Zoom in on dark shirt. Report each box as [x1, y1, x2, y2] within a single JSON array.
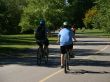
[[35, 26, 47, 40]]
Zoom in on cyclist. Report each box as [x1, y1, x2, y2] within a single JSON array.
[[58, 21, 74, 68], [35, 20, 49, 51], [71, 24, 77, 42]]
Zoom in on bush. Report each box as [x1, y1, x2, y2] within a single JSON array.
[[21, 28, 34, 34]]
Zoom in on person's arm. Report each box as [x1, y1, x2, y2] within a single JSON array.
[[46, 28, 51, 37], [57, 32, 60, 43], [71, 29, 75, 39]]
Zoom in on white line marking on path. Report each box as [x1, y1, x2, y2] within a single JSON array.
[[39, 69, 63, 82], [82, 45, 109, 59], [96, 45, 109, 54]]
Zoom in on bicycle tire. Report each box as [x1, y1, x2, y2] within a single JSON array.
[[44, 47, 49, 64], [36, 48, 42, 65]]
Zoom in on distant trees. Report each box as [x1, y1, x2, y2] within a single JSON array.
[[19, 0, 65, 32], [83, 0, 110, 33], [0, 0, 94, 34], [83, 6, 97, 29], [92, 0, 110, 33], [1, 0, 110, 34], [0, 0, 26, 34], [20, 0, 94, 32]]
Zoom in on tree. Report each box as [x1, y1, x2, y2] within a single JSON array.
[[20, 0, 95, 32], [92, 0, 110, 33], [19, 0, 65, 32], [0, 0, 27, 34], [68, 0, 94, 29], [83, 6, 97, 29]]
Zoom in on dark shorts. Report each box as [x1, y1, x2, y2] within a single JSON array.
[[60, 43, 73, 54], [36, 38, 49, 47]]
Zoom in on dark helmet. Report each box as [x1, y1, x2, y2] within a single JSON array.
[[40, 20, 45, 26]]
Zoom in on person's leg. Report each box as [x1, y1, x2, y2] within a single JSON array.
[[37, 41, 43, 51], [44, 39, 49, 52], [37, 40, 42, 48], [61, 53, 64, 67], [60, 46, 66, 68]]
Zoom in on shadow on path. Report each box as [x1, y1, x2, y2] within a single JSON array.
[[0, 46, 110, 68], [69, 59, 110, 67], [67, 69, 110, 74]]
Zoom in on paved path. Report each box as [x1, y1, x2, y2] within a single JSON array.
[[0, 37, 110, 82]]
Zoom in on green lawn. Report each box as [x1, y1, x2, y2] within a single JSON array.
[[0, 34, 58, 58], [0, 34, 35, 48], [0, 34, 36, 58], [76, 29, 110, 37]]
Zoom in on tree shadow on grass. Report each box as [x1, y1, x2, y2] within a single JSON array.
[[0, 35, 35, 45]]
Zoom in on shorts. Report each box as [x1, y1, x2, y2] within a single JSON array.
[[36, 38, 49, 47], [60, 43, 73, 54]]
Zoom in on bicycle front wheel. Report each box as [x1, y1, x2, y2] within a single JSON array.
[[44, 47, 49, 64], [36, 48, 42, 65]]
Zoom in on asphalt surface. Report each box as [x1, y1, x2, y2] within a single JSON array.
[[0, 37, 110, 82]]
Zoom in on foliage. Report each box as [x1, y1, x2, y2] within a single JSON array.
[[19, 0, 65, 32], [19, 0, 94, 32], [91, 0, 110, 33], [69, 0, 94, 29], [0, 0, 27, 34], [0, 0, 95, 34], [83, 7, 97, 29]]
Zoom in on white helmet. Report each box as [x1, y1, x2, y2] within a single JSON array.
[[63, 21, 68, 26]]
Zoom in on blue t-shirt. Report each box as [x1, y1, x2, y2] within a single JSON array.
[[58, 28, 74, 46]]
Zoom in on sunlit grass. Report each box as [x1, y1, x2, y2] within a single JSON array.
[[0, 34, 58, 58], [76, 29, 110, 37], [0, 45, 35, 48]]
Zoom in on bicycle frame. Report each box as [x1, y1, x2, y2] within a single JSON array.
[[36, 46, 49, 65]]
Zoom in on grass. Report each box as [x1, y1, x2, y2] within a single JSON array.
[[0, 34, 35, 48], [76, 29, 110, 37], [0, 34, 58, 58], [0, 34, 36, 58]]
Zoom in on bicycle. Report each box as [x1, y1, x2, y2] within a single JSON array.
[[64, 49, 72, 73], [36, 46, 49, 65]]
